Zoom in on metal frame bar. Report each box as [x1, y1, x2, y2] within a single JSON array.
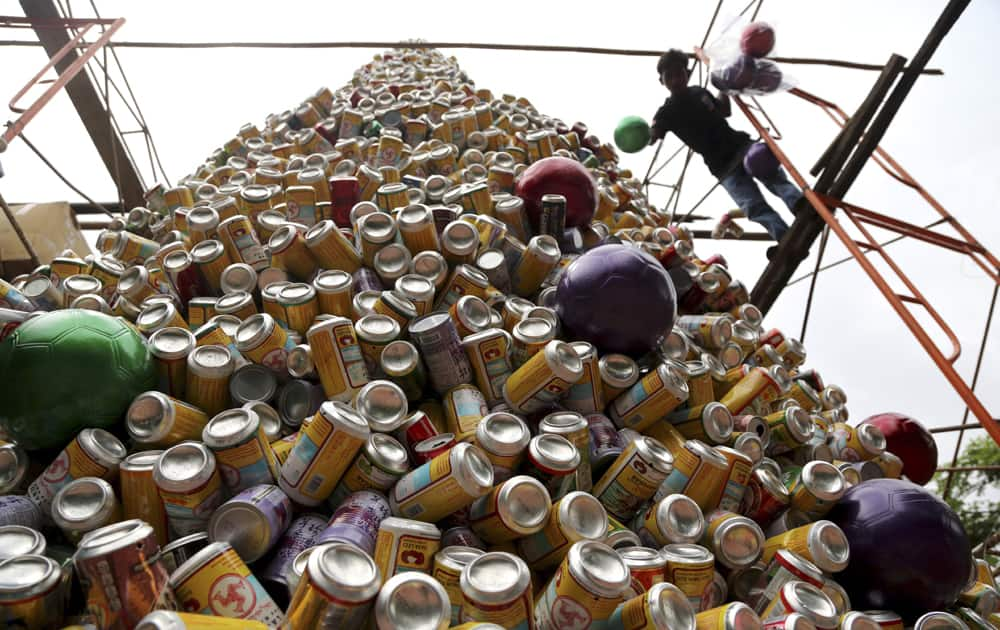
[[0, 14, 123, 150], [732, 93, 1000, 446]]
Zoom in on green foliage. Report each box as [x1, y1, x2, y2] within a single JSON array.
[[934, 435, 1000, 548]]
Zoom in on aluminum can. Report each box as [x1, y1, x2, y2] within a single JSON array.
[[27, 428, 126, 517], [268, 224, 317, 281], [374, 572, 451, 630], [761, 521, 850, 574], [215, 290, 257, 320], [381, 340, 427, 401], [229, 364, 278, 406], [764, 407, 814, 455], [317, 490, 391, 556], [634, 494, 705, 547], [539, 410, 592, 492], [523, 434, 580, 501], [720, 366, 789, 416], [409, 312, 475, 394], [395, 274, 437, 317], [468, 475, 552, 544], [0, 524, 46, 561], [306, 317, 369, 402], [760, 581, 838, 629], [235, 313, 296, 375], [440, 384, 486, 442], [120, 450, 169, 546], [511, 317, 556, 368], [619, 546, 666, 599], [276, 283, 320, 337], [587, 413, 625, 477], [440, 222, 480, 268], [207, 484, 293, 563], [661, 543, 716, 612], [474, 412, 530, 482], [313, 269, 355, 317], [394, 410, 441, 458], [170, 541, 284, 627], [52, 476, 121, 543], [695, 602, 762, 630], [259, 512, 325, 590], [433, 546, 485, 625], [864, 610, 904, 630], [186, 297, 218, 329], [0, 441, 28, 495], [216, 215, 268, 271], [510, 235, 559, 298], [398, 203, 441, 254], [605, 582, 697, 630], [751, 549, 825, 614], [462, 328, 514, 406], [152, 441, 225, 538], [826, 422, 886, 463], [278, 401, 370, 506], [503, 340, 583, 414], [135, 610, 268, 628], [560, 341, 604, 415], [202, 407, 279, 493], [609, 363, 689, 433], [356, 379, 409, 433], [286, 542, 382, 627], [782, 461, 845, 518], [74, 519, 176, 629], [654, 440, 730, 511], [148, 327, 196, 398], [193, 320, 248, 368], [535, 540, 630, 629], [460, 551, 535, 629], [435, 264, 490, 311], [605, 515, 643, 550], [390, 442, 494, 523], [0, 555, 67, 628], [185, 344, 235, 416], [739, 467, 791, 528], [701, 509, 765, 569], [413, 433, 458, 465], [517, 491, 609, 571], [329, 432, 410, 505], [372, 515, 441, 578], [592, 436, 674, 522], [716, 445, 754, 513], [356, 313, 401, 375], [665, 401, 734, 446]]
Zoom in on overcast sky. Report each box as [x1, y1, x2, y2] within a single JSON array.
[[2, 0, 998, 471]]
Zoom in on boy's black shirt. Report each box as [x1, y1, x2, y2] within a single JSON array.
[[651, 86, 753, 177]]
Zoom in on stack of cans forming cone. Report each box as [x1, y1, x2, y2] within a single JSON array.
[[0, 44, 995, 630]]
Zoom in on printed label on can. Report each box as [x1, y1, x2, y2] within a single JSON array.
[[605, 590, 658, 630], [220, 485, 292, 552], [462, 588, 533, 630], [311, 323, 368, 398], [392, 452, 465, 519], [468, 333, 512, 402], [374, 530, 439, 578], [719, 458, 753, 513], [563, 359, 602, 414], [448, 387, 488, 436], [432, 560, 465, 625], [328, 451, 401, 506], [0, 495, 42, 528], [279, 415, 365, 502], [261, 514, 326, 585], [175, 547, 284, 627], [215, 431, 278, 493], [535, 561, 622, 630], [28, 437, 111, 509], [159, 472, 225, 538], [611, 370, 665, 422], [665, 563, 714, 610], [504, 354, 573, 413], [516, 513, 568, 569], [594, 448, 667, 520]]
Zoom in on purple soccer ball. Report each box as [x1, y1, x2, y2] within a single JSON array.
[[743, 142, 780, 179], [827, 478, 972, 622], [555, 244, 676, 357], [751, 59, 783, 93], [710, 54, 756, 92]]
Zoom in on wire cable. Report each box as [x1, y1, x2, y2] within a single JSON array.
[[17, 130, 116, 218]]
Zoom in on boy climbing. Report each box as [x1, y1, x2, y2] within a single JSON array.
[[649, 48, 803, 259]]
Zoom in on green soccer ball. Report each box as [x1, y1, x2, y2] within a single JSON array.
[[0, 309, 156, 450], [614, 116, 651, 153]]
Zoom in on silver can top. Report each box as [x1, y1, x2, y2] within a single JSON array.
[[120, 450, 163, 474], [79, 427, 127, 466], [800, 461, 846, 502], [203, 407, 260, 449], [374, 245, 413, 282], [455, 295, 491, 332], [242, 400, 282, 441], [0, 525, 46, 561], [556, 491, 609, 542], [528, 434, 580, 473], [135, 301, 177, 333], [287, 344, 314, 378], [230, 363, 278, 404], [187, 344, 235, 379], [634, 436, 675, 475], [722, 601, 761, 630], [153, 441, 217, 493], [412, 250, 449, 285], [733, 433, 764, 464], [52, 477, 117, 534], [381, 340, 420, 376], [207, 485, 288, 564], [476, 412, 530, 456], [0, 554, 61, 601], [512, 317, 554, 344], [278, 282, 317, 306], [779, 581, 838, 629], [494, 475, 552, 535], [313, 269, 354, 293], [74, 519, 156, 561], [359, 212, 398, 244], [913, 612, 967, 630], [855, 423, 886, 457], [365, 432, 411, 476], [306, 542, 383, 603], [460, 551, 530, 605], [538, 411, 588, 436], [655, 494, 706, 544], [148, 326, 196, 360], [374, 571, 451, 630], [395, 274, 435, 302], [661, 543, 715, 566], [599, 353, 639, 388], [647, 582, 697, 630], [357, 380, 409, 432], [566, 540, 630, 599], [686, 440, 730, 470], [356, 313, 402, 342], [840, 611, 881, 630], [220, 263, 258, 294], [617, 546, 665, 570], [806, 520, 850, 573], [441, 221, 479, 256], [235, 313, 277, 351], [708, 513, 765, 569], [126, 391, 177, 443]]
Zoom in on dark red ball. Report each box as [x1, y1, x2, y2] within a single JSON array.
[[861, 413, 939, 485], [740, 22, 776, 57], [555, 244, 677, 357], [514, 156, 597, 230], [828, 479, 971, 622]]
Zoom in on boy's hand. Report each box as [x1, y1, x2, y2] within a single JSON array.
[[693, 46, 711, 66]]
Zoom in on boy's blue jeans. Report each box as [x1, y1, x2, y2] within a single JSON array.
[[719, 166, 802, 241]]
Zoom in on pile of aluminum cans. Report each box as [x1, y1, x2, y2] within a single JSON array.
[[0, 45, 997, 630]]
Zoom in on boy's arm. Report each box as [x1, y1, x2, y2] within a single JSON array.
[[649, 105, 670, 145]]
